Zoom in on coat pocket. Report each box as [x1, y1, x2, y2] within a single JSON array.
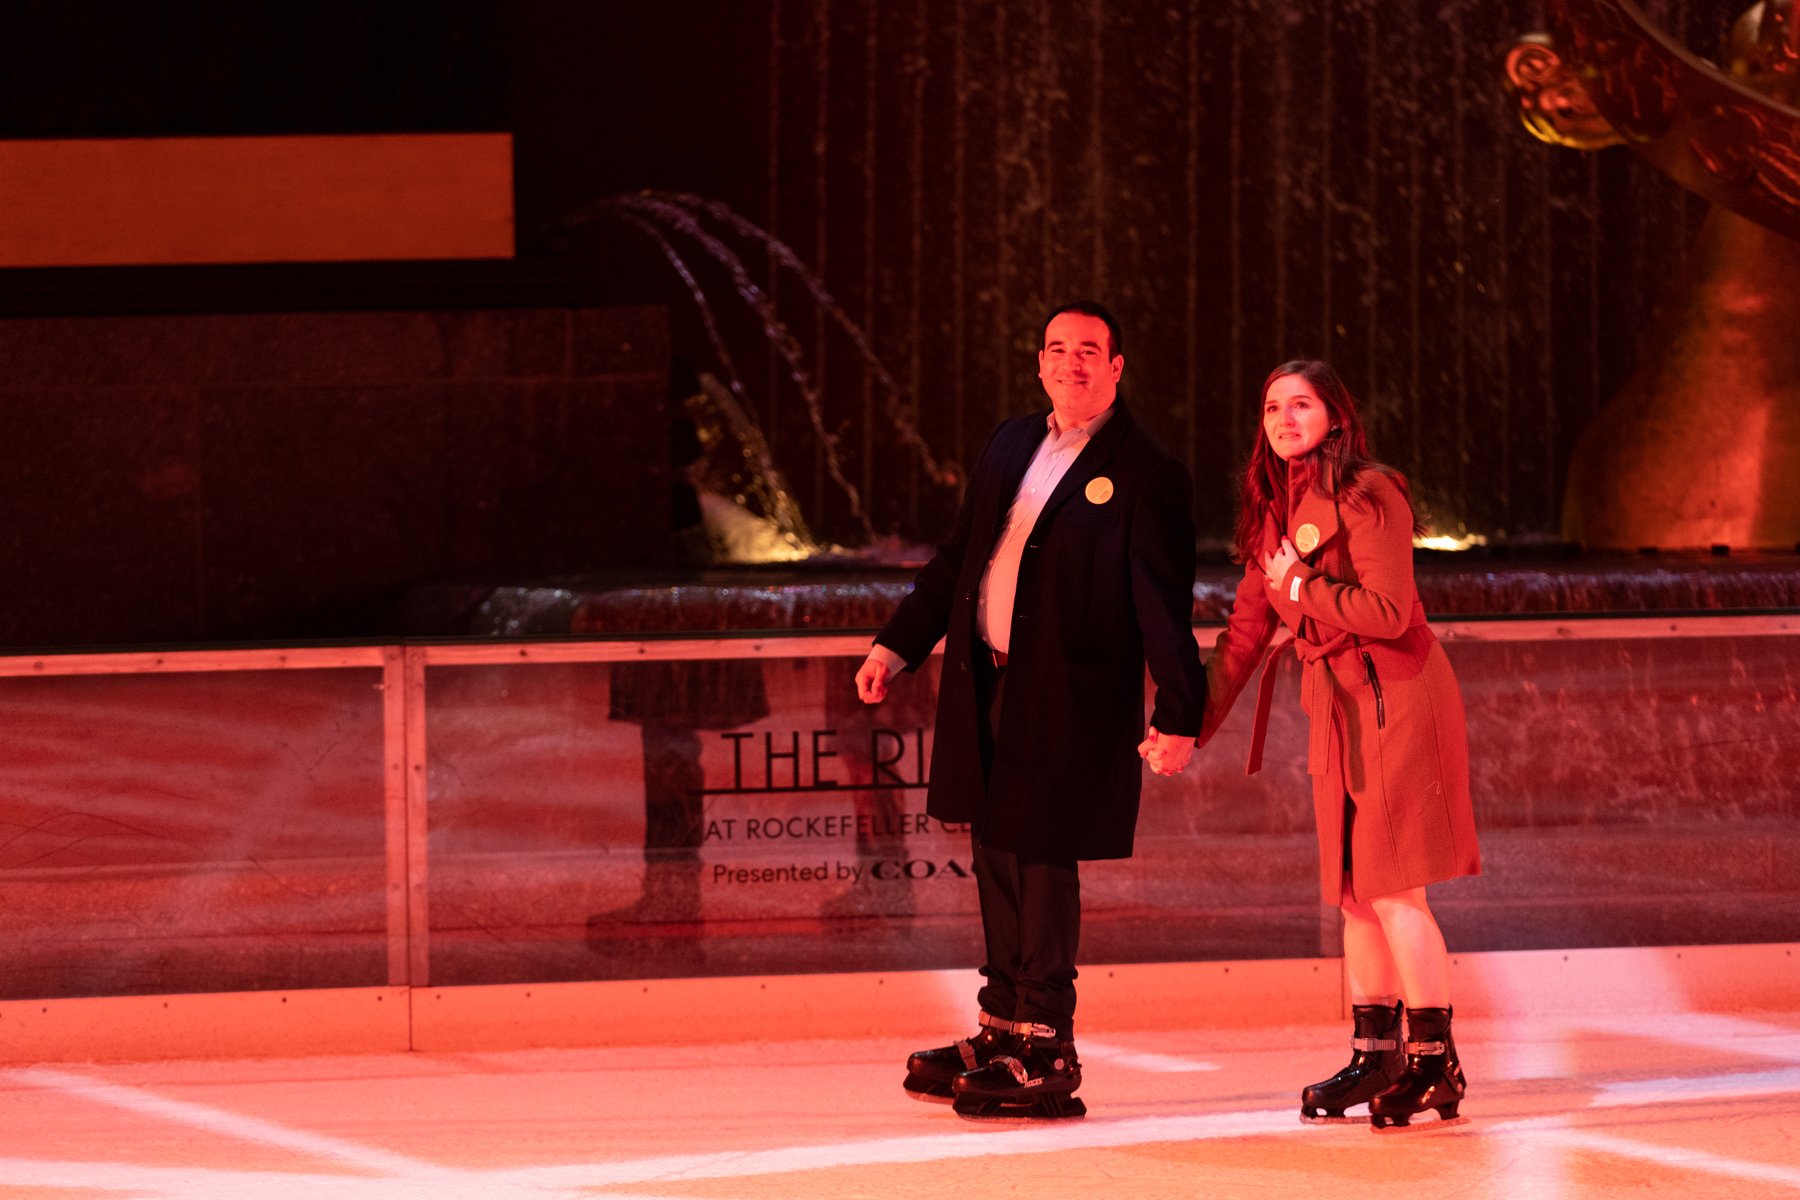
[[1341, 626, 1430, 695], [1360, 652, 1386, 729]]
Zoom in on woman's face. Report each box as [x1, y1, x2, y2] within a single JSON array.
[[1262, 373, 1331, 461]]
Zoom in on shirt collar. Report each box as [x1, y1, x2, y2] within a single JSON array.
[[1047, 403, 1115, 440]]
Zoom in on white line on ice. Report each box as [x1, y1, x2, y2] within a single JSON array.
[[1547, 1129, 1800, 1190], [0, 1159, 677, 1200], [1591, 1065, 1800, 1106], [1080, 1040, 1221, 1073], [4, 1065, 1302, 1194], [13, 1015, 1800, 1199], [489, 1107, 1307, 1189], [0, 1108, 1309, 1197], [8, 1067, 443, 1177], [1569, 1012, 1800, 1062]]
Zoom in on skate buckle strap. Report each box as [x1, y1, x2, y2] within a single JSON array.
[[1351, 1037, 1398, 1052], [980, 1013, 1061, 1040], [956, 1039, 977, 1070], [1406, 1039, 1448, 1055], [992, 1055, 1033, 1086]]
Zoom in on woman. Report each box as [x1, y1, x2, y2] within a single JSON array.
[[1200, 360, 1481, 1131]]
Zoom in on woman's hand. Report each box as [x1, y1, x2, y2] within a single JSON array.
[[1260, 536, 1300, 590], [1137, 725, 1195, 777]]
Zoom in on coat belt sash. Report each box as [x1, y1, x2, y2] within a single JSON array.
[[1243, 599, 1428, 777]]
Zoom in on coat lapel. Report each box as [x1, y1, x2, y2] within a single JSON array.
[[1288, 482, 1342, 564], [1034, 401, 1131, 527], [981, 412, 1051, 545]]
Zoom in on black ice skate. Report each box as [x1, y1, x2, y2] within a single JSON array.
[[950, 1024, 1085, 1123], [903, 1011, 1014, 1102], [1300, 1001, 1405, 1123], [1369, 1006, 1469, 1132]]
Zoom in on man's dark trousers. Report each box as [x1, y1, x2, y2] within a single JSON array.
[[972, 650, 1081, 1039]]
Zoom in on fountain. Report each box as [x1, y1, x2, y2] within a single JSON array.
[[558, 191, 961, 551]]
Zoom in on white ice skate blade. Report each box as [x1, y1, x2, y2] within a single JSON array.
[[953, 1110, 1088, 1127], [903, 1088, 953, 1105], [1371, 1113, 1470, 1134]]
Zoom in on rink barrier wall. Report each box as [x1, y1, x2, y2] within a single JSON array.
[[0, 943, 1794, 1064], [2, 613, 1797, 1053]]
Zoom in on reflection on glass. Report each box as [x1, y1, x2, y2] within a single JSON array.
[[5, 629, 1792, 1002], [0, 670, 388, 1001]]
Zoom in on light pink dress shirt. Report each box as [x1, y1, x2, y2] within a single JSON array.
[[977, 405, 1113, 655]]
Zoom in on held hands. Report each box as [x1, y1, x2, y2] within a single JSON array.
[[1137, 725, 1195, 777], [1260, 536, 1300, 591]]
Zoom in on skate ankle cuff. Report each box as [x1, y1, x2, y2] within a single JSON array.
[[980, 1013, 1061, 1041], [1351, 1037, 1399, 1052]]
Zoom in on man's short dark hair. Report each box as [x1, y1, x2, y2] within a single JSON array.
[[1041, 300, 1123, 358]]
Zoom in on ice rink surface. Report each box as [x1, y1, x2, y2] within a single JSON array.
[[5, 999, 1799, 1199]]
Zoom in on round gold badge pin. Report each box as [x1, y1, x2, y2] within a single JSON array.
[[1085, 477, 1115, 505], [1294, 522, 1320, 554]]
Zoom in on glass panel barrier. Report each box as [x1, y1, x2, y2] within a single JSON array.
[[419, 620, 1800, 986], [422, 653, 988, 985], [4, 617, 1795, 1001], [0, 664, 389, 1001], [1433, 623, 1800, 950]]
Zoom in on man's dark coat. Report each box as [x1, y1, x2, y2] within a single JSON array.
[[875, 400, 1207, 861]]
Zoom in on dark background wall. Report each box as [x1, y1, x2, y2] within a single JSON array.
[[724, 0, 1730, 548], [0, 308, 668, 647], [0, 1, 1737, 645]]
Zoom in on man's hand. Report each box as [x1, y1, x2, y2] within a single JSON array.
[[855, 649, 895, 704], [1260, 536, 1300, 590], [1136, 725, 1195, 776]]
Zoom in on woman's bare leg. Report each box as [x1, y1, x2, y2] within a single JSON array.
[[1368, 886, 1451, 1009], [1340, 887, 1403, 1005]]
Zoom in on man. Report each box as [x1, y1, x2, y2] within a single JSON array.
[[855, 300, 1206, 1121]]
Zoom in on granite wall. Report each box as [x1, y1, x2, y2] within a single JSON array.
[[0, 306, 669, 648]]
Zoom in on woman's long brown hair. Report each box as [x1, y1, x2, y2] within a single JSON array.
[[1232, 359, 1423, 563]]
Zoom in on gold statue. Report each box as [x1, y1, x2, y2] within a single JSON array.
[[1508, 1, 1800, 549]]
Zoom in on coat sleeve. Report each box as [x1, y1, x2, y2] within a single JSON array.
[[1198, 561, 1281, 747], [1130, 456, 1208, 738], [873, 427, 995, 669], [1274, 472, 1415, 639]]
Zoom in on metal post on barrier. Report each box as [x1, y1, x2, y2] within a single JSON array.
[[381, 646, 411, 988], [403, 646, 431, 990]]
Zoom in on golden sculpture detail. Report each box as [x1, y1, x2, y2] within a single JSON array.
[[1509, 0, 1800, 549], [1503, 34, 1627, 150]]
